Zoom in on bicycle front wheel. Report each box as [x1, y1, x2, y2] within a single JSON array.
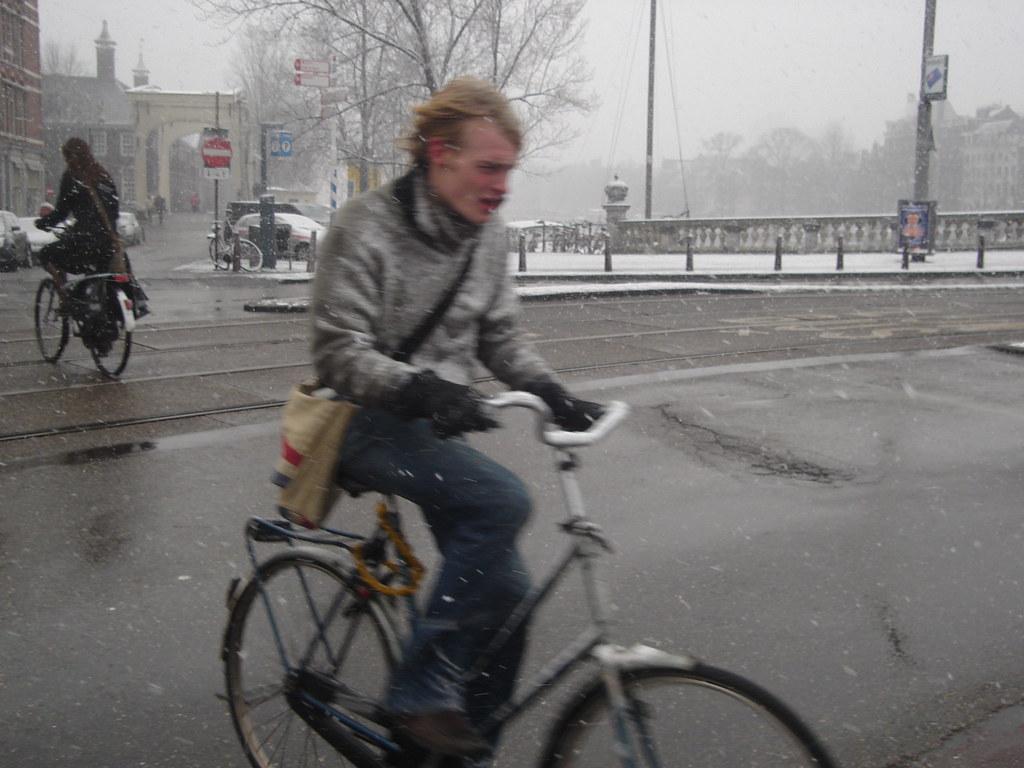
[[34, 278, 69, 362], [542, 663, 836, 768], [223, 551, 399, 768], [237, 238, 263, 272], [209, 235, 228, 269]]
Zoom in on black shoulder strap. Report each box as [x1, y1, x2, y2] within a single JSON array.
[[392, 244, 475, 363]]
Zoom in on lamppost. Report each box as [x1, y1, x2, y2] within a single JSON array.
[[905, 0, 946, 261], [912, 0, 938, 201]]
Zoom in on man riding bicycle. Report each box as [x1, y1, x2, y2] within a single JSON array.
[[36, 137, 120, 302], [311, 77, 604, 764]]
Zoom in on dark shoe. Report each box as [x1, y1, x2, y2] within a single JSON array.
[[392, 710, 490, 759]]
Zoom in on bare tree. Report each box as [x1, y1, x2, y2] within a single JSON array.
[[699, 132, 743, 216], [230, 22, 342, 193], [813, 121, 858, 212], [196, 0, 594, 168], [42, 40, 85, 75], [751, 127, 815, 215]]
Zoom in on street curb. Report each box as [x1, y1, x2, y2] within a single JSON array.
[[511, 269, 1024, 284], [242, 270, 1024, 313]]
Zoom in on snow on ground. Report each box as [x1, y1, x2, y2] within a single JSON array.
[[179, 248, 1024, 277], [177, 248, 1024, 297]]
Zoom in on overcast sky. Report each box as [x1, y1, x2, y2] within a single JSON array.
[[40, 0, 1024, 168]]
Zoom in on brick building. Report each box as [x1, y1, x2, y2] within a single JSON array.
[[0, 0, 44, 215], [960, 105, 1024, 211]]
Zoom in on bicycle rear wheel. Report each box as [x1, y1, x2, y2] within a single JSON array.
[[34, 278, 69, 362], [541, 663, 836, 768], [237, 238, 263, 272], [89, 287, 132, 378], [223, 550, 399, 768]]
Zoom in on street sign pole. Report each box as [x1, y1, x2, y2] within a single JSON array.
[[294, 56, 338, 208]]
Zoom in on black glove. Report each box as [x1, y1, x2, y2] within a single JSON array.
[[394, 371, 500, 439], [34, 217, 49, 231], [522, 378, 605, 432]]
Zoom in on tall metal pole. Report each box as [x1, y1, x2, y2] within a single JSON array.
[[913, 0, 937, 200], [213, 91, 220, 235], [644, 0, 656, 219]]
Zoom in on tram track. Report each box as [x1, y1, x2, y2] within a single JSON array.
[[1, 327, 1020, 445], [3, 288, 1023, 449], [5, 297, 1023, 373]]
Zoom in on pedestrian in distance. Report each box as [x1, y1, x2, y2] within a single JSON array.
[[153, 194, 166, 226], [35, 137, 119, 300], [311, 75, 605, 763]]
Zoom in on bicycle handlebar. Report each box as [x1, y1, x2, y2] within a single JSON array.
[[487, 391, 629, 448]]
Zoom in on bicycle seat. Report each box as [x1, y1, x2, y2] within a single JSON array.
[[336, 474, 375, 497]]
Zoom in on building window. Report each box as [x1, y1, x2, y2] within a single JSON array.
[[121, 171, 135, 207], [93, 131, 107, 156], [1, 6, 23, 65], [1, 82, 10, 133], [120, 133, 135, 157], [0, 81, 27, 137], [13, 87, 25, 136]]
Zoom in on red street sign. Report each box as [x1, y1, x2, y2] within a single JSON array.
[[294, 59, 330, 74], [201, 136, 232, 168], [295, 72, 330, 88]]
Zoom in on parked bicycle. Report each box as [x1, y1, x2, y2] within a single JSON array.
[[34, 254, 141, 378], [208, 220, 262, 272], [221, 393, 837, 768]]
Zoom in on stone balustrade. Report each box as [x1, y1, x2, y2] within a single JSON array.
[[612, 211, 1024, 253]]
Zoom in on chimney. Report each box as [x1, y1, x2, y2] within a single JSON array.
[[95, 20, 116, 82], [133, 45, 149, 88]]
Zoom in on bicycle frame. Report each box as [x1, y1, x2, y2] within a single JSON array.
[[235, 397, 702, 763], [228, 394, 840, 768]]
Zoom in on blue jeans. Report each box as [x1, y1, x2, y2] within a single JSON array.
[[336, 408, 532, 734]]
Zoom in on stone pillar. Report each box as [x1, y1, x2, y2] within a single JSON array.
[[602, 175, 630, 248], [724, 222, 743, 252], [801, 222, 821, 253]]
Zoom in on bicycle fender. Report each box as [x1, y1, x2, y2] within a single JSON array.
[[262, 545, 352, 573], [114, 288, 136, 332], [592, 643, 700, 672], [226, 546, 352, 613]]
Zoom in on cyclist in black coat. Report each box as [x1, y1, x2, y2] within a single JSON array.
[[36, 137, 119, 296]]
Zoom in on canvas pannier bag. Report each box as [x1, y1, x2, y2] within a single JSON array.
[[272, 379, 358, 528]]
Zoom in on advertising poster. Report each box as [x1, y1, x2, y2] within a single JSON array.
[[898, 200, 936, 256]]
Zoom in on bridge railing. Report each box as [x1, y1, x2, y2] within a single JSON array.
[[612, 211, 1024, 253]]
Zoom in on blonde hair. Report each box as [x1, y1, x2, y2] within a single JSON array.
[[398, 76, 522, 166]]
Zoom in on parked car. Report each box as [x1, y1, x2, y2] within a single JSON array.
[[0, 210, 31, 270], [289, 203, 333, 227], [18, 216, 58, 261], [117, 212, 144, 246], [234, 212, 326, 260], [225, 201, 333, 227]]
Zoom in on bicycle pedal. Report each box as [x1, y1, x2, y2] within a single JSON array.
[[291, 668, 342, 703]]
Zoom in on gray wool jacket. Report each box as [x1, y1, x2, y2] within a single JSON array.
[[311, 169, 554, 408]]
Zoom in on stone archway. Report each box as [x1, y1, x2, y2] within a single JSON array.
[[126, 90, 253, 213]]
